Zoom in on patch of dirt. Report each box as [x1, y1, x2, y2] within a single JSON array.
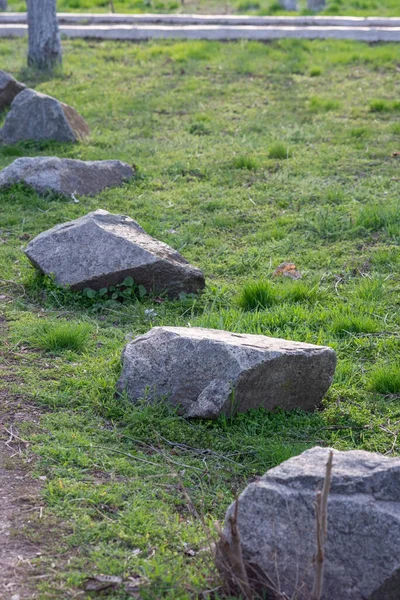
[[0, 317, 48, 599], [0, 397, 45, 599]]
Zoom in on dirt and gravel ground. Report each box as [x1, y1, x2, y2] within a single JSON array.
[[0, 316, 46, 600]]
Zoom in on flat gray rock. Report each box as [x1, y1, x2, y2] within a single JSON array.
[[25, 210, 205, 297], [0, 157, 134, 196], [222, 446, 400, 600], [0, 70, 25, 111], [118, 327, 336, 417], [0, 88, 89, 144]]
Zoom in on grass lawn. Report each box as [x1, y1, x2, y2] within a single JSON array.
[[0, 37, 399, 598], [6, 0, 400, 17]]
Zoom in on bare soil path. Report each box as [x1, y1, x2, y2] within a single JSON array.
[[0, 315, 46, 600]]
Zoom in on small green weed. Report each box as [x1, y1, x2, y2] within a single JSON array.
[[189, 122, 210, 136], [369, 364, 400, 394], [83, 276, 148, 305]]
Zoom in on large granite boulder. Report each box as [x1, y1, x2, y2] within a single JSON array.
[[0, 70, 25, 111], [25, 210, 205, 297], [221, 446, 400, 600], [117, 327, 336, 417], [0, 157, 134, 197], [0, 88, 89, 144]]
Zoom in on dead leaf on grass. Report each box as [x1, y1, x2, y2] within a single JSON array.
[[272, 262, 302, 280]]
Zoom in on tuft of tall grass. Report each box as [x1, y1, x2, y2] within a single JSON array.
[[309, 66, 322, 77], [232, 155, 258, 170], [268, 142, 291, 159], [330, 315, 379, 337], [369, 99, 400, 113], [237, 280, 277, 311], [29, 321, 92, 352], [281, 281, 319, 303], [309, 96, 340, 113], [355, 277, 385, 302], [369, 364, 400, 394], [356, 200, 400, 240]]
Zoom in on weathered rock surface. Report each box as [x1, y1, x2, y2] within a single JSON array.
[[222, 446, 400, 600], [25, 210, 205, 297], [0, 88, 89, 144], [0, 70, 25, 111], [0, 157, 134, 196], [117, 327, 336, 417]]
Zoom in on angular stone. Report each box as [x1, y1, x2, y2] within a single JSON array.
[[0, 70, 26, 111], [117, 327, 336, 418], [222, 446, 400, 600], [0, 88, 89, 144], [24, 210, 205, 297], [0, 157, 134, 197]]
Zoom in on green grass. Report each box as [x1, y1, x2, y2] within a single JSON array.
[[27, 320, 93, 352], [268, 142, 291, 159], [370, 99, 400, 113], [6, 0, 400, 16], [232, 155, 258, 170], [237, 280, 277, 310], [330, 314, 380, 337], [309, 66, 322, 77], [369, 364, 400, 394], [0, 37, 400, 598]]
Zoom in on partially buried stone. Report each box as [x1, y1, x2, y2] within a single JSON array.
[[0, 88, 89, 144], [0, 70, 26, 112], [117, 326, 336, 418], [24, 210, 205, 298], [221, 446, 400, 600], [0, 157, 134, 197]]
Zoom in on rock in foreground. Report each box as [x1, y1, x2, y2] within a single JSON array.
[[118, 327, 336, 417], [0, 88, 89, 144], [222, 446, 400, 600], [25, 210, 205, 297], [0, 157, 134, 196], [0, 70, 26, 111]]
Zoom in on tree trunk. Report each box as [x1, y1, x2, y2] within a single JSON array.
[[0, 1, 7, 11], [27, 0, 62, 70], [307, 0, 326, 10], [278, 0, 298, 9]]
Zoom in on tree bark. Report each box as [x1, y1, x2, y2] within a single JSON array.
[[307, 0, 326, 10], [278, 0, 298, 10], [0, 1, 7, 11], [27, 0, 62, 70]]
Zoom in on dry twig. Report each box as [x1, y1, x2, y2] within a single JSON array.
[[311, 450, 333, 600], [216, 498, 253, 600]]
